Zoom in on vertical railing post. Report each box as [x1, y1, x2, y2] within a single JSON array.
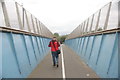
[[2, 1, 10, 27], [35, 18, 39, 34], [104, 2, 112, 30], [25, 11, 31, 32], [85, 18, 89, 33], [89, 15, 94, 32], [95, 9, 101, 31], [22, 7, 25, 30], [31, 15, 36, 33], [15, 2, 23, 30]]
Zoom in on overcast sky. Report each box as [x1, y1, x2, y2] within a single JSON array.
[[15, 0, 112, 35]]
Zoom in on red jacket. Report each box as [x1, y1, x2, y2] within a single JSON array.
[[48, 40, 60, 51]]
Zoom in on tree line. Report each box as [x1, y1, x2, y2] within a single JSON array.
[[54, 33, 68, 44]]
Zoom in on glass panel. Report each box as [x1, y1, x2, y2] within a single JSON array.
[[84, 20, 88, 33], [37, 20, 41, 34], [83, 21, 86, 33], [78, 25, 81, 34], [85, 19, 89, 33], [75, 27, 78, 36], [87, 16, 93, 32], [26, 11, 34, 33], [23, 11, 29, 31], [39, 22, 42, 35], [42, 23, 45, 35], [81, 23, 84, 33], [98, 3, 110, 31], [36, 19, 39, 33], [5, 1, 19, 29], [92, 11, 99, 32], [83, 22, 86, 34], [78, 26, 81, 35], [32, 16, 38, 33], [43, 25, 47, 36], [79, 24, 82, 34], [0, 2, 5, 27], [40, 23, 43, 35], [107, 1, 118, 29], [17, 3, 23, 29]]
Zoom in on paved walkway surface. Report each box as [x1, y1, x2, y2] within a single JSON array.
[[28, 44, 99, 78]]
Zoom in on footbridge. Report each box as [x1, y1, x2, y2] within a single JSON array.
[[0, 0, 120, 79]]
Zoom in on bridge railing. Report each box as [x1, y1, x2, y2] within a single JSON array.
[[0, 0, 53, 38], [65, 0, 119, 78], [0, 0, 53, 78], [66, 0, 119, 40]]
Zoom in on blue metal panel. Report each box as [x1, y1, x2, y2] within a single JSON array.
[[107, 33, 118, 77], [76, 38, 81, 54], [12, 33, 31, 77], [44, 38, 48, 54], [81, 37, 89, 58], [35, 37, 41, 59], [40, 37, 45, 57], [31, 36, 40, 61], [96, 33, 116, 78], [83, 37, 90, 57], [36, 37, 43, 61], [65, 32, 119, 78], [84, 36, 94, 64], [22, 35, 31, 66], [74, 38, 78, 53], [107, 36, 118, 78], [0, 32, 2, 79], [78, 37, 84, 56], [118, 32, 120, 78], [2, 32, 22, 78], [40, 37, 44, 59], [38, 37, 44, 60], [88, 35, 102, 70], [80, 37, 86, 58], [77, 38, 82, 56], [2, 32, 51, 78], [23, 35, 37, 70]]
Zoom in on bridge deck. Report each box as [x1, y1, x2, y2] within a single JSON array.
[[28, 44, 99, 78]]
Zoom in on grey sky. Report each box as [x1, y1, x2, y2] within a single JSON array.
[[15, 0, 112, 35]]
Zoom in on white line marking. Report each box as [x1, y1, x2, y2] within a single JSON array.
[[61, 45, 66, 80]]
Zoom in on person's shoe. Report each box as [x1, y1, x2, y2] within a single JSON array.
[[57, 64, 59, 67]]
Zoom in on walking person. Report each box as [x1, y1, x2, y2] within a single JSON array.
[[48, 37, 60, 67]]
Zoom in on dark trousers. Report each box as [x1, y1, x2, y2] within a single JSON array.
[[51, 51, 59, 65]]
